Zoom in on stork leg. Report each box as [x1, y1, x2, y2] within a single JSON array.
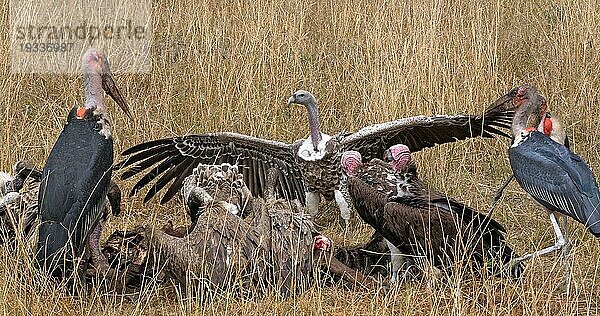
[[561, 215, 572, 292], [514, 212, 567, 263], [493, 175, 514, 202], [87, 198, 111, 275], [385, 239, 404, 284], [334, 190, 351, 233]]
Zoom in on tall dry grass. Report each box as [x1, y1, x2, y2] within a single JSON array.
[[1, 0, 600, 314]]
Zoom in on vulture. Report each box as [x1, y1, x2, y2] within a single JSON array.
[[490, 86, 600, 285], [137, 163, 377, 298], [341, 145, 524, 282], [117, 90, 511, 226], [36, 48, 132, 279], [0, 161, 42, 243]]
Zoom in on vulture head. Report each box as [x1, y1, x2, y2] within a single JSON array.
[[287, 90, 317, 108], [340, 151, 363, 176], [288, 90, 324, 150], [384, 144, 412, 172], [82, 48, 132, 119], [181, 163, 253, 222], [11, 161, 41, 193], [313, 234, 332, 252]]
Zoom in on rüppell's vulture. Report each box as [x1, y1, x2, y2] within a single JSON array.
[[117, 90, 512, 228]]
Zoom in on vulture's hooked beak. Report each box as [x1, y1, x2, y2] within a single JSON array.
[[384, 149, 394, 162], [102, 72, 133, 120], [287, 95, 296, 105]]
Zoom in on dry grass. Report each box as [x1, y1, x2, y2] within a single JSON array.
[[2, 0, 600, 314]]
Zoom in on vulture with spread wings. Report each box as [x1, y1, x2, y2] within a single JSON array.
[[118, 90, 511, 224]]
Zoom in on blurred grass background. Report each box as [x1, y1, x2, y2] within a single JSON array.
[[1, 0, 600, 314]]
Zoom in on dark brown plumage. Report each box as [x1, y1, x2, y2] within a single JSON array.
[[0, 161, 41, 243], [343, 151, 523, 279], [136, 163, 376, 298], [332, 231, 391, 279]]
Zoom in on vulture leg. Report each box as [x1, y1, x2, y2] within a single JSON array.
[[306, 191, 320, 218], [514, 212, 567, 263], [493, 174, 514, 202], [386, 239, 404, 284], [334, 190, 351, 232]]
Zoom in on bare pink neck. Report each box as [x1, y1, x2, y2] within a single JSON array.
[[84, 72, 106, 112]]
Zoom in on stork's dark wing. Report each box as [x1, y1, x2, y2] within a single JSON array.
[[340, 111, 511, 161], [37, 115, 114, 275], [510, 131, 600, 235], [117, 132, 305, 204]]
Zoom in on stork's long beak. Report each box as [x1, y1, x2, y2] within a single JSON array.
[[484, 89, 519, 115], [102, 72, 133, 120]]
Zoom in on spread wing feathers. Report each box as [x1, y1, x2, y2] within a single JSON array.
[[510, 132, 600, 235], [340, 113, 511, 161], [117, 132, 305, 204]]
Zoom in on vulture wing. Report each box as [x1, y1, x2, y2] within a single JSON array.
[[340, 111, 511, 161], [117, 132, 305, 204], [510, 131, 600, 236]]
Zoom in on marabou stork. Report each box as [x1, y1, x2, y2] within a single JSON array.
[[489, 87, 570, 203], [0, 161, 122, 249], [117, 90, 511, 228], [36, 48, 132, 278], [341, 145, 523, 282], [494, 86, 600, 271]]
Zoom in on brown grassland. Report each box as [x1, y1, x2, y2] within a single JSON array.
[[2, 0, 600, 314]]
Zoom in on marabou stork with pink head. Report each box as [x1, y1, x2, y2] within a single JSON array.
[[36, 48, 132, 278], [490, 85, 600, 287]]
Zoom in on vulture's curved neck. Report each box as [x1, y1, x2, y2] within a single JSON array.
[[306, 101, 322, 150], [83, 72, 106, 113]]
